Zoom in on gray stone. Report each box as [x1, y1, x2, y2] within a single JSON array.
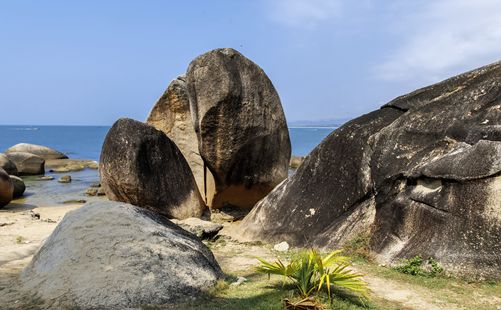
[[20, 201, 223, 309], [38, 176, 54, 181], [9, 175, 25, 198], [171, 217, 223, 240], [0, 153, 18, 175], [273, 241, 290, 252], [5, 152, 45, 175], [58, 175, 72, 183], [100, 118, 206, 219], [240, 61, 501, 279], [5, 143, 67, 160], [45, 159, 98, 172], [186, 48, 291, 209], [0, 168, 13, 207]]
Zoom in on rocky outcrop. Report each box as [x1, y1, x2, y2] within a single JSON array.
[[45, 159, 98, 172], [20, 201, 223, 309], [171, 217, 224, 240], [5, 152, 45, 175], [9, 175, 25, 198], [146, 75, 212, 201], [186, 48, 291, 209], [5, 143, 68, 160], [100, 118, 206, 219], [240, 61, 501, 279], [0, 168, 13, 207], [0, 153, 18, 175]]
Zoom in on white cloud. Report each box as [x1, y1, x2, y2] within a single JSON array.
[[266, 0, 342, 28], [376, 0, 501, 82]]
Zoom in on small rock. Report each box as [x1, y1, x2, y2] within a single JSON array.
[[63, 199, 86, 204], [38, 176, 54, 181], [30, 211, 40, 220], [171, 217, 223, 240], [85, 188, 98, 196], [210, 211, 235, 223], [97, 187, 106, 196], [273, 241, 290, 252], [58, 175, 72, 183], [90, 182, 101, 188], [230, 276, 247, 287]]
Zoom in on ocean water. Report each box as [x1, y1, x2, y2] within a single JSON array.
[[0, 125, 335, 160], [0, 125, 335, 206]]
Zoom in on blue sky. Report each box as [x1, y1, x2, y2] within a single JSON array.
[[1, 0, 500, 125]]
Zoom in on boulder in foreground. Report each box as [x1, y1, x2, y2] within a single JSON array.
[[5, 143, 68, 160], [20, 201, 223, 309], [100, 118, 206, 219], [240, 61, 501, 279]]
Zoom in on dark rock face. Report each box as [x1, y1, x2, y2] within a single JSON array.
[[0, 153, 18, 175], [5, 143, 68, 160], [100, 118, 206, 219], [9, 175, 25, 198], [146, 75, 212, 201], [240, 61, 501, 279], [5, 152, 45, 175], [186, 48, 291, 209], [0, 168, 13, 207], [20, 201, 223, 309]]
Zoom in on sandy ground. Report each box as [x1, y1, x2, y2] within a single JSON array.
[[1, 204, 498, 310], [0, 202, 82, 299]]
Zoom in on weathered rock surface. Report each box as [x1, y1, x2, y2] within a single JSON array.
[[20, 201, 223, 309], [171, 217, 223, 240], [45, 159, 98, 172], [0, 168, 13, 207], [100, 118, 206, 219], [5, 143, 68, 160], [9, 175, 25, 198], [187, 48, 291, 209], [289, 156, 305, 169], [0, 153, 18, 175], [146, 75, 213, 202], [58, 175, 72, 183], [5, 152, 45, 175], [240, 61, 501, 279]]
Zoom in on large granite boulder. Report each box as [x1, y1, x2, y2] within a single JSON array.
[[0, 168, 13, 207], [146, 75, 213, 202], [5, 152, 45, 175], [240, 61, 501, 279], [186, 48, 291, 209], [20, 201, 223, 309], [9, 175, 26, 198], [100, 118, 206, 219], [5, 143, 68, 160], [0, 153, 18, 175]]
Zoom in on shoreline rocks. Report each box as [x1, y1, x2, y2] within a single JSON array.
[[0, 168, 14, 207], [0, 153, 18, 175], [10, 175, 26, 198], [5, 152, 45, 175], [5, 143, 68, 160]]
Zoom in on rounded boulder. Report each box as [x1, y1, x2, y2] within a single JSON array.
[[100, 118, 206, 219]]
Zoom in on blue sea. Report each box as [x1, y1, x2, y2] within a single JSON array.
[[0, 126, 335, 160], [0, 125, 336, 206]]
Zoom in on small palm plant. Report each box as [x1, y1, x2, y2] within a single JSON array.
[[257, 249, 368, 307]]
